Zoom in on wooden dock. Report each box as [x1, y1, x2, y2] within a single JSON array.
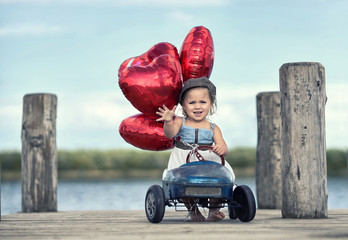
[[1, 209, 347, 239]]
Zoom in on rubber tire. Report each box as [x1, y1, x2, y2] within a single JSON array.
[[233, 185, 256, 222], [145, 185, 165, 223], [228, 185, 238, 219], [228, 205, 238, 219]]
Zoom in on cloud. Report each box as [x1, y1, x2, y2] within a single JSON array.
[[58, 91, 139, 130], [325, 83, 348, 147], [0, 24, 67, 37], [0, 0, 54, 3], [168, 11, 193, 22], [0, 0, 228, 7], [119, 0, 228, 7], [213, 83, 348, 148], [1, 83, 347, 150], [0, 104, 22, 128]]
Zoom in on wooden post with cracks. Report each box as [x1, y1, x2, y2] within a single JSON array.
[[21, 93, 57, 212], [256, 91, 282, 209], [0, 163, 1, 220], [279, 62, 328, 218]]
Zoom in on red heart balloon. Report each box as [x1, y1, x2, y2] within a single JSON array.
[[118, 42, 180, 76], [179, 26, 214, 82], [118, 54, 182, 116], [119, 113, 174, 151]]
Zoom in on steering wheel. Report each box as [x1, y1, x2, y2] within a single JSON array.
[[186, 145, 225, 166]]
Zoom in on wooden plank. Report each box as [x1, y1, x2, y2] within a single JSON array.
[[0, 209, 347, 239]]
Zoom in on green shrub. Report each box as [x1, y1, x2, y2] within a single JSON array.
[[227, 147, 256, 168], [58, 149, 170, 171], [0, 148, 346, 178], [327, 149, 347, 176], [0, 151, 21, 171]]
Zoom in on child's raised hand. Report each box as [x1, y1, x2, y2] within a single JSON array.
[[156, 105, 177, 122]]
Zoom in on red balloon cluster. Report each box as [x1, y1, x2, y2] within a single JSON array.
[[118, 26, 214, 151]]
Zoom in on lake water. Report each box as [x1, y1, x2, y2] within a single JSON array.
[[1, 177, 347, 215]]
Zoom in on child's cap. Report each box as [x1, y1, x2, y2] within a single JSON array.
[[178, 76, 216, 103]]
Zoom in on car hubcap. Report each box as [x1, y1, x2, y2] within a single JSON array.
[[146, 191, 156, 217]]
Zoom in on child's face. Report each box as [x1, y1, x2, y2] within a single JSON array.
[[182, 87, 212, 122]]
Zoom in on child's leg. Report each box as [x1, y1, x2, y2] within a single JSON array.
[[207, 198, 225, 221], [183, 198, 206, 222]]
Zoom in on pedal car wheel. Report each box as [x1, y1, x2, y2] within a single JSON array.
[[228, 205, 238, 220], [233, 185, 256, 222], [145, 185, 165, 223]]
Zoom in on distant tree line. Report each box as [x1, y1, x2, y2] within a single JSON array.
[[0, 148, 347, 179]]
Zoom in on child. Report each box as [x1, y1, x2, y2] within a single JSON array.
[[156, 76, 235, 222]]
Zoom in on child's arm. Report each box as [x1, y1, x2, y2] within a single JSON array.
[[212, 125, 229, 156], [156, 105, 182, 139]]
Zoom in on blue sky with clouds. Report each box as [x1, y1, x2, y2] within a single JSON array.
[[0, 0, 347, 150]]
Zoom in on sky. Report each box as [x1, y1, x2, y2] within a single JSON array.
[[0, 0, 347, 151]]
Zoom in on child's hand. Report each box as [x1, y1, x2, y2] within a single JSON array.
[[211, 144, 228, 156], [156, 105, 176, 123]]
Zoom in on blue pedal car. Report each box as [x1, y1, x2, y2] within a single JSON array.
[[145, 147, 256, 223]]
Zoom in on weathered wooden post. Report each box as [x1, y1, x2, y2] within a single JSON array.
[[21, 93, 57, 212], [256, 92, 282, 209], [0, 162, 1, 220], [279, 62, 328, 218], [346, 150, 348, 177]]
